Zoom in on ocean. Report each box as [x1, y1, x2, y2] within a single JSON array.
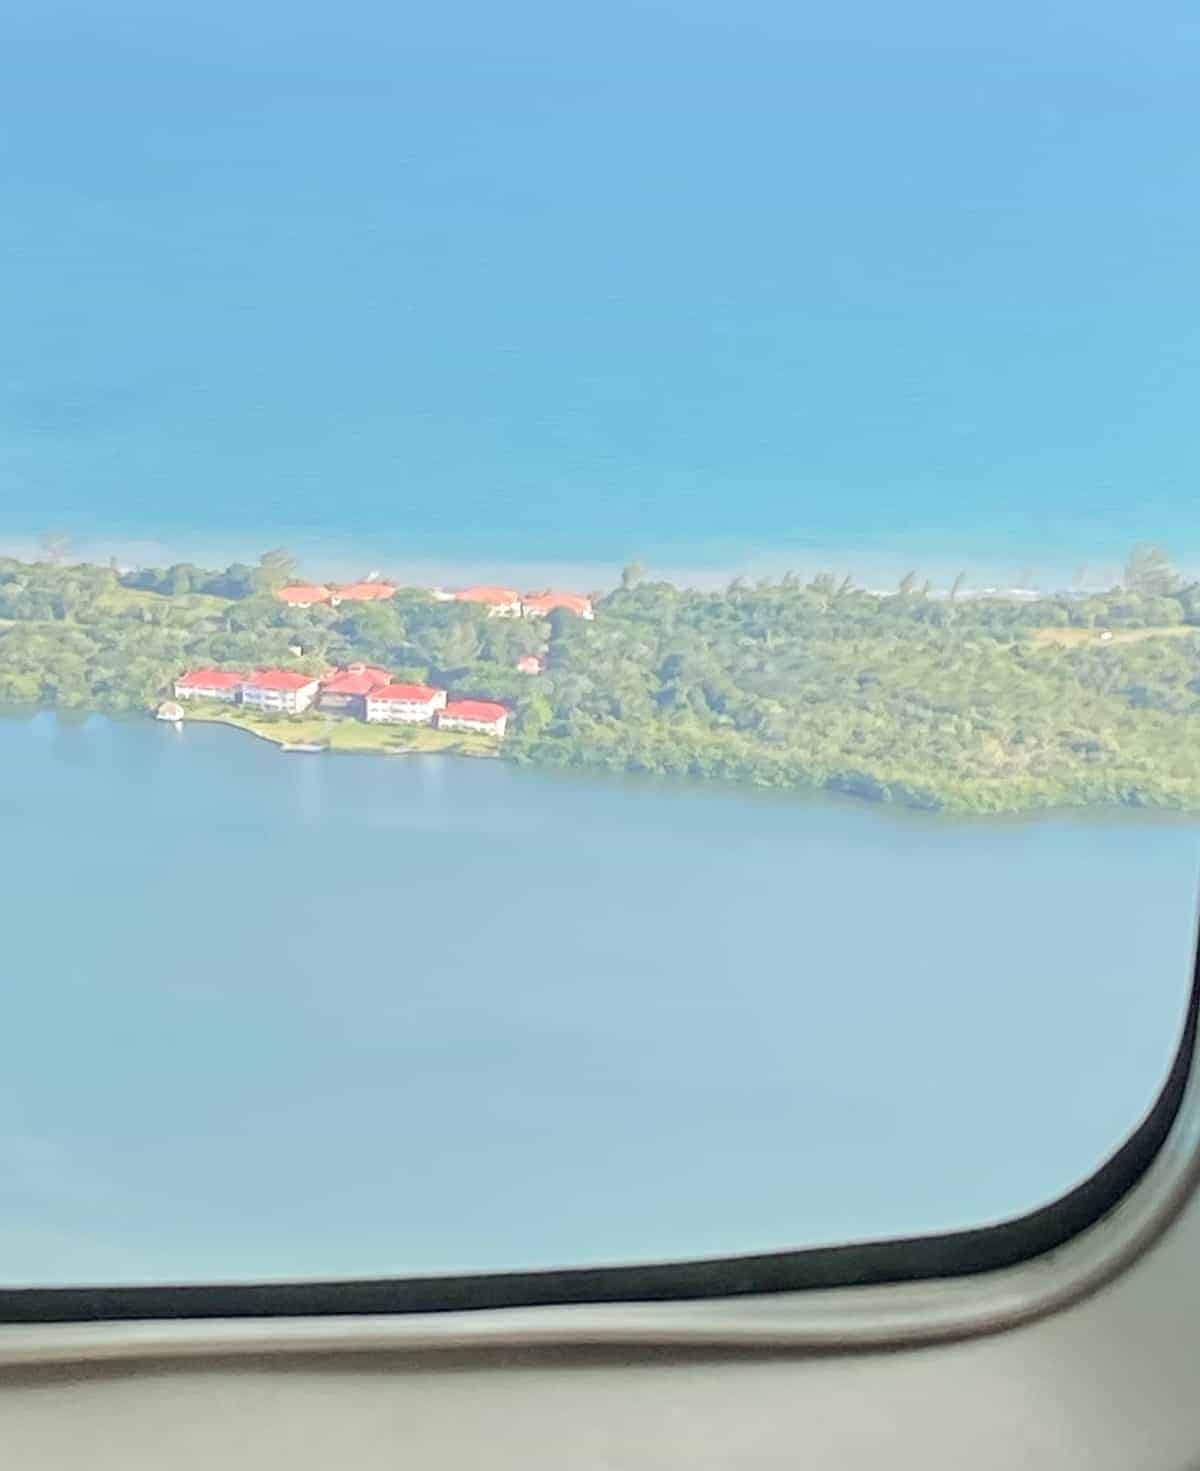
[[1, 0, 1199, 588], [0, 714, 1195, 1285]]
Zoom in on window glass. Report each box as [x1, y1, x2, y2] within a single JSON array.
[[1, 0, 1197, 1286]]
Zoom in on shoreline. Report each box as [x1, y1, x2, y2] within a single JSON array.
[[12, 705, 1196, 829], [166, 709, 1200, 823], [0, 532, 1175, 600], [3, 705, 1198, 825], [179, 708, 501, 761]]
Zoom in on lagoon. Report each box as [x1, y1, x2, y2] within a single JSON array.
[[0, 713, 1197, 1286]]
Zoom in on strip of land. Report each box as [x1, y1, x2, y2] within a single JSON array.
[[3, 549, 1200, 814]]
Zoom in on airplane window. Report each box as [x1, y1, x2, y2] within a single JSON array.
[[1, 0, 1197, 1294]]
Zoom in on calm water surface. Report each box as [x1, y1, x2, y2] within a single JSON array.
[[0, 713, 1196, 1285]]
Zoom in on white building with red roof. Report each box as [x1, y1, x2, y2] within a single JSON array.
[[453, 585, 522, 617], [365, 683, 448, 724], [521, 591, 594, 619], [241, 669, 321, 714], [275, 584, 332, 608], [437, 699, 509, 738], [174, 668, 246, 703], [329, 582, 397, 605], [319, 663, 393, 712]]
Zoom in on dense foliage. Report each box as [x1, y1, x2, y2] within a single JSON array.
[[3, 550, 1200, 813]]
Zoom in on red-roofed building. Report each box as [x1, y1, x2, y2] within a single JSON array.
[[174, 668, 246, 703], [329, 582, 397, 604], [437, 699, 509, 738], [516, 654, 544, 675], [275, 585, 332, 607], [521, 591, 594, 620], [365, 683, 447, 724], [242, 669, 321, 714], [319, 663, 393, 713], [453, 585, 522, 617]]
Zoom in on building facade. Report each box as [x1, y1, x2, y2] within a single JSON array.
[[319, 663, 393, 713], [174, 669, 246, 702], [365, 683, 448, 724], [241, 670, 321, 713], [436, 699, 509, 738]]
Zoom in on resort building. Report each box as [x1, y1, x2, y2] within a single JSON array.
[[365, 683, 448, 724], [329, 582, 397, 605], [319, 663, 393, 714], [521, 591, 594, 620], [276, 585, 332, 608], [241, 670, 321, 714], [437, 699, 509, 738], [516, 654, 544, 674], [174, 668, 246, 702], [453, 586, 522, 617]]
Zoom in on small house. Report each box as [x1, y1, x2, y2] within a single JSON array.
[[453, 586, 522, 617], [437, 699, 509, 738], [275, 585, 332, 608], [521, 591, 594, 620], [241, 670, 321, 714], [319, 663, 393, 714], [329, 582, 397, 605], [365, 683, 448, 724], [174, 669, 246, 703]]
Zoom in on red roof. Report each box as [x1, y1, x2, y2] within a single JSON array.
[[321, 664, 392, 695], [246, 669, 319, 692], [332, 582, 397, 601], [176, 668, 246, 689], [369, 683, 445, 703], [455, 585, 520, 605], [441, 699, 509, 723], [276, 584, 331, 605], [522, 591, 592, 616], [516, 655, 543, 673]]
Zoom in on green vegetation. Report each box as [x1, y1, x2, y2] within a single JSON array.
[[3, 548, 1200, 814]]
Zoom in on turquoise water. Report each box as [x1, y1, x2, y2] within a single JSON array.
[[0, 713, 1195, 1286], [2, 1, 1199, 584]]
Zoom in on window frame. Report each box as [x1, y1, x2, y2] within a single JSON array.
[[1, 931, 1196, 1367]]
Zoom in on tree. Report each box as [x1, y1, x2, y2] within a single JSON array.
[[620, 561, 646, 590], [1124, 543, 1178, 598], [204, 562, 258, 599], [948, 571, 966, 602], [897, 570, 918, 597], [252, 547, 298, 594]]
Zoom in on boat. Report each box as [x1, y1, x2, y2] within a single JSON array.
[[155, 700, 185, 725], [280, 742, 328, 753]]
